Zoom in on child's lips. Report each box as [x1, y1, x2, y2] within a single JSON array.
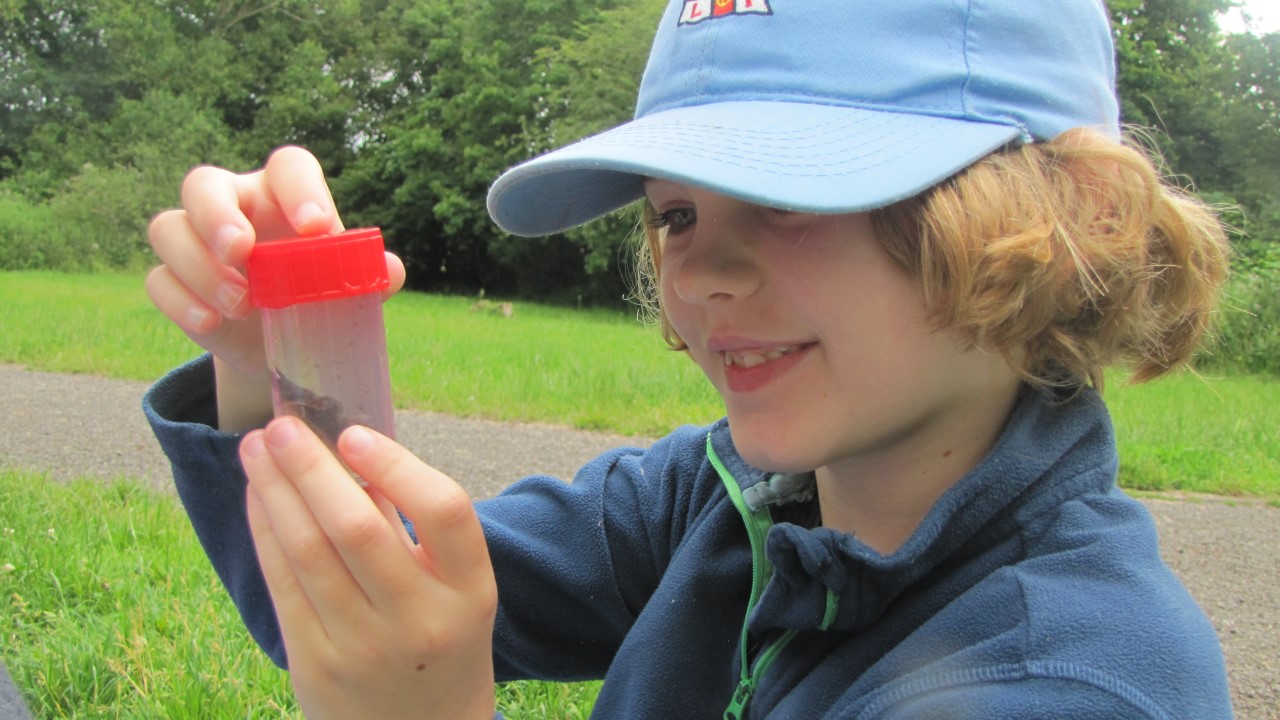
[[718, 343, 815, 393], [722, 344, 807, 369]]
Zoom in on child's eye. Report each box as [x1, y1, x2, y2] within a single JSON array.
[[648, 207, 697, 235]]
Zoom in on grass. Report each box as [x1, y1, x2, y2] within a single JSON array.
[[385, 291, 722, 435], [1106, 370, 1280, 496], [0, 270, 723, 437], [0, 469, 602, 718], [0, 470, 299, 718], [1, 270, 1275, 497]]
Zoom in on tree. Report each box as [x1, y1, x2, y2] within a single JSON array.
[[0, 0, 372, 268], [487, 0, 665, 304], [334, 0, 620, 297], [1110, 0, 1235, 180], [0, 0, 128, 186], [3, 0, 1277, 295], [1215, 30, 1280, 239], [1109, 0, 1280, 246]]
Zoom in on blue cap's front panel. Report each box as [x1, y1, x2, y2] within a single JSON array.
[[641, 1, 971, 121], [640, 0, 1117, 140]]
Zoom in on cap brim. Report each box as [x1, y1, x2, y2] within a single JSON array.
[[487, 101, 1021, 237]]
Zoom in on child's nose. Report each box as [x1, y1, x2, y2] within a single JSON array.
[[668, 222, 762, 304]]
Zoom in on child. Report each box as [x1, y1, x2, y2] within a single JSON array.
[[143, 0, 1234, 717]]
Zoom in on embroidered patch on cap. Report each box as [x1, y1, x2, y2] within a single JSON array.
[[679, 0, 772, 26]]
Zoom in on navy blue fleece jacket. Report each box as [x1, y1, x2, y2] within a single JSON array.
[[144, 356, 1232, 718]]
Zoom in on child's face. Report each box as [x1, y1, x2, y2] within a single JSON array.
[[645, 179, 1020, 479]]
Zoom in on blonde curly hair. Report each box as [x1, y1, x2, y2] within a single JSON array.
[[634, 128, 1230, 393]]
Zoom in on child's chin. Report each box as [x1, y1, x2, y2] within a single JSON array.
[[732, 434, 818, 476]]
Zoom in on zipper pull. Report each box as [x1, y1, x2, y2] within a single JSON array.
[[724, 678, 755, 720]]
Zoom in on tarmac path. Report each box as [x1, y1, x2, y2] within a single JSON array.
[[1, 364, 1275, 718]]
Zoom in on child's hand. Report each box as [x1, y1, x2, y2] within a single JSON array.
[[240, 417, 498, 720], [144, 146, 405, 428]]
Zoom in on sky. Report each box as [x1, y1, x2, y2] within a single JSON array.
[[1219, 0, 1280, 34]]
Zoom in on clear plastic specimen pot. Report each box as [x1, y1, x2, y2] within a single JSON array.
[[247, 228, 395, 454]]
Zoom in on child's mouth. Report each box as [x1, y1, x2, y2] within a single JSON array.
[[723, 344, 806, 368], [721, 344, 814, 393]]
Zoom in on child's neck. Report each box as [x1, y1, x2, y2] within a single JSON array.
[[814, 384, 1021, 555]]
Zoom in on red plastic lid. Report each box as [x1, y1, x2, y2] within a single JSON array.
[[248, 228, 390, 309]]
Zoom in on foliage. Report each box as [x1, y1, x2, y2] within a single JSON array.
[[0, 0, 1278, 309], [0, 190, 61, 270], [1212, 31, 1280, 235], [1109, 0, 1235, 179], [0, 471, 300, 717], [1109, 1, 1280, 246], [502, 0, 666, 305], [1202, 241, 1280, 374], [0, 469, 603, 717], [332, 0, 646, 300]]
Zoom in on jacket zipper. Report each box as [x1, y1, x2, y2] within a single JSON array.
[[708, 437, 799, 720]]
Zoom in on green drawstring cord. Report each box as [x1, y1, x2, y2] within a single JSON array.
[[819, 588, 841, 631], [709, 437, 842, 720], [723, 593, 839, 718], [708, 437, 772, 720]]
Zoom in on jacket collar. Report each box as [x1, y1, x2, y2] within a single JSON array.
[[709, 386, 1118, 634]]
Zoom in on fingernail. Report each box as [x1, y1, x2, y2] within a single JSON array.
[[294, 202, 325, 229], [215, 224, 244, 261], [216, 281, 247, 314], [266, 418, 300, 449], [342, 426, 375, 455], [241, 431, 267, 459], [185, 305, 212, 333]]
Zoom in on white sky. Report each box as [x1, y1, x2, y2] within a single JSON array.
[[1219, 0, 1280, 34]]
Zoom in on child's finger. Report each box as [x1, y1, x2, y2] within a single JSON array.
[[179, 164, 261, 266], [337, 426, 495, 594], [257, 418, 431, 607], [382, 251, 408, 300], [260, 146, 345, 237], [148, 210, 252, 323], [145, 263, 224, 337], [179, 148, 342, 269], [240, 427, 376, 635], [244, 480, 327, 655]]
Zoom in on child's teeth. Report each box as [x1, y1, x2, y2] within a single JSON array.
[[725, 345, 800, 368]]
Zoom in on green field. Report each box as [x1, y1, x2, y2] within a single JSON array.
[[1, 270, 1275, 496], [1, 269, 1276, 717], [0, 470, 601, 718], [0, 270, 723, 436]]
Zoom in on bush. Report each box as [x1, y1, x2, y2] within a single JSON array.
[[0, 89, 243, 273], [0, 190, 75, 270], [0, 161, 184, 272], [44, 164, 165, 270], [1201, 242, 1280, 375]]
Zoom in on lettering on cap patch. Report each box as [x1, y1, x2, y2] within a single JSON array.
[[679, 0, 772, 25]]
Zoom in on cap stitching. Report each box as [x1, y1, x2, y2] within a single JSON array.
[[524, 119, 967, 180], [573, 112, 978, 168], [960, 0, 976, 118], [643, 92, 1002, 122]]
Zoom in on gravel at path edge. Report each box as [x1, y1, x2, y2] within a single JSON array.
[[0, 364, 1275, 718]]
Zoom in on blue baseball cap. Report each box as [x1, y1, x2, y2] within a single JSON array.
[[487, 0, 1120, 237]]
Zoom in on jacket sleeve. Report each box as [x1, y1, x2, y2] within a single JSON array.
[[479, 423, 715, 682], [852, 670, 1187, 720], [141, 356, 289, 668], [144, 355, 719, 684]]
